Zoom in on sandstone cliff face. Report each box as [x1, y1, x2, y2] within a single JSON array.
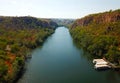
[[70, 9, 120, 64], [72, 9, 120, 28]]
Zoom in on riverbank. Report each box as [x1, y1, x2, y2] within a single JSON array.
[[13, 30, 55, 83], [0, 16, 58, 83], [17, 27, 120, 83], [70, 9, 120, 65], [107, 61, 120, 70]]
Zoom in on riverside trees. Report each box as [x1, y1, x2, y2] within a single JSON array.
[[70, 9, 120, 65], [0, 16, 58, 82]]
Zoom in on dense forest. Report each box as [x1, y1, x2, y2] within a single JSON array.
[[0, 16, 58, 83], [70, 9, 120, 65]]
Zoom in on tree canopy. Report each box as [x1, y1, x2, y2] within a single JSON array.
[[70, 9, 120, 65], [0, 16, 57, 82]]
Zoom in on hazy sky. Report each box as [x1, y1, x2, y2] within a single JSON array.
[[0, 0, 120, 18]]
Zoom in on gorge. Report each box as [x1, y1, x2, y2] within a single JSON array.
[[0, 9, 120, 83]]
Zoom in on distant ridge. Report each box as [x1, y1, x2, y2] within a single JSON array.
[[0, 16, 58, 29]]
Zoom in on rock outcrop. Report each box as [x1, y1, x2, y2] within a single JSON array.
[[72, 9, 120, 28]]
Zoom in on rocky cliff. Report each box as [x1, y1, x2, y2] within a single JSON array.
[[70, 9, 120, 65], [72, 9, 120, 28]]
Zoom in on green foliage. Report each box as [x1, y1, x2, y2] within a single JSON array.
[[70, 9, 120, 65], [106, 46, 120, 64], [0, 59, 8, 82], [0, 16, 56, 82], [0, 41, 7, 50]]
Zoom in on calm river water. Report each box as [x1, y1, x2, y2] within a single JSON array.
[[18, 27, 120, 83]]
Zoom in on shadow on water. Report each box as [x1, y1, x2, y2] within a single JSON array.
[[72, 35, 120, 83], [17, 27, 120, 83], [72, 40, 94, 61]]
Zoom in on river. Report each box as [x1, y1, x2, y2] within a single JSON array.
[[18, 27, 120, 83]]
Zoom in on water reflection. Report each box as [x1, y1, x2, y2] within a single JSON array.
[[18, 27, 120, 83]]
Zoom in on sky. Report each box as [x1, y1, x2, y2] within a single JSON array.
[[0, 0, 120, 19]]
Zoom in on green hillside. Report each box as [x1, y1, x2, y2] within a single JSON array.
[[0, 16, 58, 83], [70, 9, 120, 65]]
